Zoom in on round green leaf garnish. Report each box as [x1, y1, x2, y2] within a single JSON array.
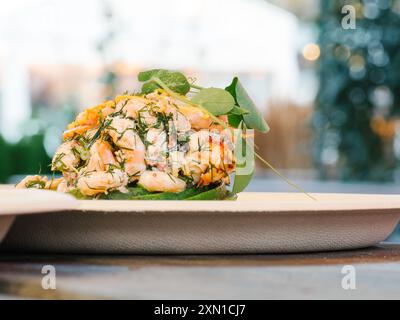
[[191, 88, 235, 116]]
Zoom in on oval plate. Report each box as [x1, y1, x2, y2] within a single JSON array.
[[1, 191, 400, 254]]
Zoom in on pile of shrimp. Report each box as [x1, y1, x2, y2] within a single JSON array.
[[16, 90, 236, 196]]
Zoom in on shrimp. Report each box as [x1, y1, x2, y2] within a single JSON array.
[[56, 178, 74, 193], [169, 131, 212, 184], [168, 151, 185, 177], [147, 91, 213, 130], [85, 140, 116, 172], [46, 177, 64, 191], [198, 167, 231, 187], [210, 115, 229, 131], [182, 152, 208, 184], [166, 108, 191, 148], [145, 128, 168, 170], [51, 141, 80, 172], [138, 170, 186, 193], [82, 128, 98, 141], [146, 91, 193, 132], [145, 90, 170, 113], [62, 171, 78, 185], [179, 104, 229, 131], [183, 130, 235, 185], [115, 95, 149, 118], [188, 130, 211, 153], [101, 101, 116, 118], [107, 116, 136, 149], [63, 103, 107, 140], [15, 176, 63, 191], [16, 175, 48, 189], [178, 106, 212, 130], [184, 150, 233, 186], [107, 116, 146, 180], [188, 130, 234, 166], [63, 125, 92, 140], [115, 149, 145, 181], [148, 92, 190, 127], [138, 109, 158, 127], [77, 169, 128, 196]]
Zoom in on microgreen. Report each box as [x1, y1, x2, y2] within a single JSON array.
[[191, 88, 235, 116], [87, 118, 112, 148], [225, 77, 270, 133], [138, 69, 191, 95]]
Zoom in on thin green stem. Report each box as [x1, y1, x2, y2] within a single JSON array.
[[254, 153, 317, 201], [190, 84, 204, 90]]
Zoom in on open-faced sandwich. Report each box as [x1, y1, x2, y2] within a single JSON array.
[[16, 69, 269, 200]]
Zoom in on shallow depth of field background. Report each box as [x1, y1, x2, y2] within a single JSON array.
[[1, 0, 400, 239]]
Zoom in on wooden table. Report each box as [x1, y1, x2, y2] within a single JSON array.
[[0, 243, 399, 300]]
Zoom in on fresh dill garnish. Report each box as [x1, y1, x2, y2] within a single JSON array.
[[179, 174, 195, 188], [87, 118, 112, 148], [52, 152, 67, 171], [166, 172, 176, 183]]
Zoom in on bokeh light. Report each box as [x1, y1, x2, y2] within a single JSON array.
[[302, 43, 321, 61]]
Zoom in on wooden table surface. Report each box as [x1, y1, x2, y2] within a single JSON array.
[[0, 243, 399, 299]]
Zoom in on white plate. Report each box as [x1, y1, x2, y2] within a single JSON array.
[[1, 189, 400, 254], [0, 188, 77, 244]]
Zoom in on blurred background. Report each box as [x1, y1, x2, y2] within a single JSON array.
[[1, 0, 400, 239]]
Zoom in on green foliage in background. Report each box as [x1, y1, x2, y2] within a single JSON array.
[[0, 102, 76, 183], [0, 133, 52, 183], [315, 0, 400, 181]]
